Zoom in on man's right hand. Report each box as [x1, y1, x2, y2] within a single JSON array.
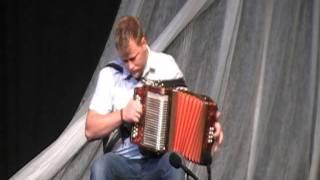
[[122, 99, 142, 123]]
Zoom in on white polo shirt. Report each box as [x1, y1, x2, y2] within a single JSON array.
[[89, 46, 184, 159]]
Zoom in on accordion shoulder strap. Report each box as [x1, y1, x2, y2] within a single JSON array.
[[102, 129, 121, 153], [155, 78, 187, 88], [104, 62, 123, 73]]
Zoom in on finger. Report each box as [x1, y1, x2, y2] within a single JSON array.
[[133, 112, 141, 122], [218, 130, 224, 145], [213, 146, 218, 152], [137, 105, 143, 114], [212, 132, 223, 152], [213, 122, 221, 137], [213, 144, 219, 152], [134, 94, 141, 101], [134, 98, 142, 105], [216, 111, 221, 119], [133, 100, 142, 113], [132, 115, 139, 123]]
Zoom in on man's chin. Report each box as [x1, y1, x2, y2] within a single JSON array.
[[132, 73, 142, 80]]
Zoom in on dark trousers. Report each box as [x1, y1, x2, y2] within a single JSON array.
[[90, 152, 184, 180]]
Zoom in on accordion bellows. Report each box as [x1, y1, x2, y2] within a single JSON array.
[[131, 86, 218, 164]]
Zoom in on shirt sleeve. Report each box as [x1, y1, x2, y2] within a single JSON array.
[[166, 55, 184, 79], [89, 68, 115, 114]]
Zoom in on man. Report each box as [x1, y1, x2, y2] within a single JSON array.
[[85, 16, 223, 180]]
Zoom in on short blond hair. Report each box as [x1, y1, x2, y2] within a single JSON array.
[[114, 16, 145, 50]]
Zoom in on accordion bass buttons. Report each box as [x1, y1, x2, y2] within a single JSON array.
[[132, 125, 139, 138], [208, 126, 215, 143]]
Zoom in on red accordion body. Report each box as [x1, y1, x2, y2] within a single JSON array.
[[131, 86, 218, 164]]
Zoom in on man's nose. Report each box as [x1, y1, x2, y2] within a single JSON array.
[[128, 62, 135, 71]]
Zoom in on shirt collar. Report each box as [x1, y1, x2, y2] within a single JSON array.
[[141, 46, 155, 79]]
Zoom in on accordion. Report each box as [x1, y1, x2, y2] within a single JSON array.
[[130, 85, 218, 164]]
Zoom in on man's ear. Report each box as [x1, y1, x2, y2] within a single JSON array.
[[141, 37, 147, 47]]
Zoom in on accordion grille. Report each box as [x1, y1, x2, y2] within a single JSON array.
[[143, 91, 169, 151]]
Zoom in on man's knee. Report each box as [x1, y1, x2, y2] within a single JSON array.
[[162, 152, 185, 180], [90, 154, 114, 180]]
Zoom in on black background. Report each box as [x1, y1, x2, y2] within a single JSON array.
[[1, 0, 120, 178]]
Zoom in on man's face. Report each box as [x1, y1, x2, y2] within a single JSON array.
[[118, 38, 148, 79]]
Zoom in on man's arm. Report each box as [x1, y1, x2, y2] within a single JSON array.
[[85, 99, 142, 141], [85, 109, 123, 141]]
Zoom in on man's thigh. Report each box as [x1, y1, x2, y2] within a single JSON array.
[[142, 152, 184, 180], [91, 153, 142, 180]]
